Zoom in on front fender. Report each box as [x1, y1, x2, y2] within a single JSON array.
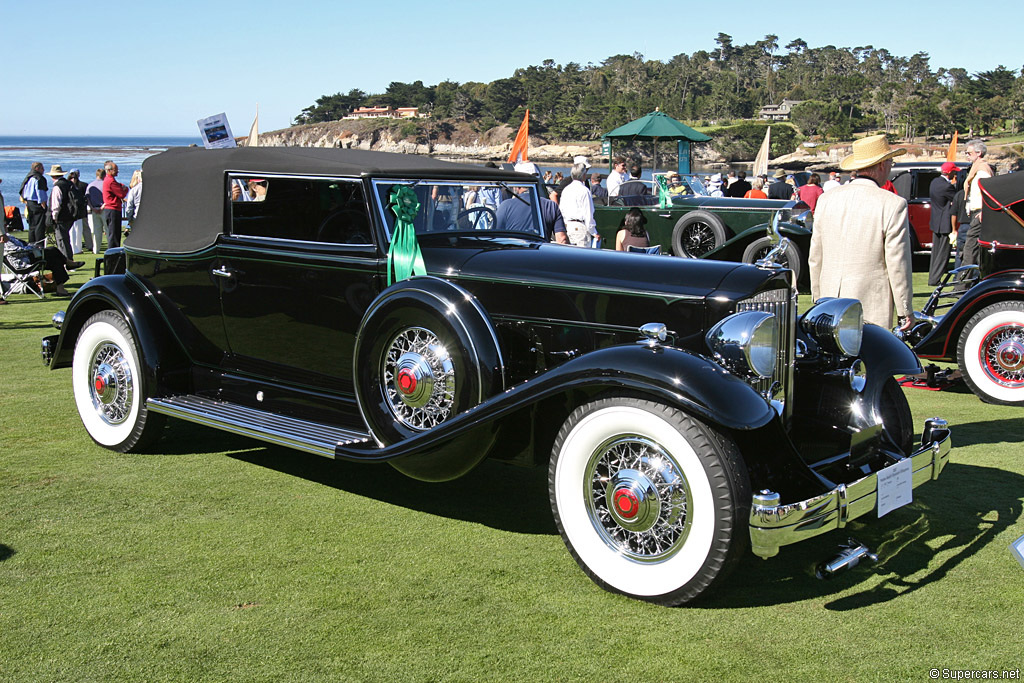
[[861, 323, 922, 378], [914, 272, 1024, 360], [48, 274, 190, 396], [336, 342, 779, 480]]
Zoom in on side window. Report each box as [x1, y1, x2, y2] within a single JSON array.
[[914, 171, 940, 200], [229, 175, 372, 245]]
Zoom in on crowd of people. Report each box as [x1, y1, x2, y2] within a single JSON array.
[[2, 160, 138, 302], [3, 139, 1001, 328]]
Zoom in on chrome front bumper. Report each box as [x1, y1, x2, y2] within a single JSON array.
[[749, 418, 952, 559]]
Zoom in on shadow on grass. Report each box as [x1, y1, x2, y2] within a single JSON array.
[[0, 320, 55, 330], [155, 420, 555, 535], [947, 416, 1024, 448], [0, 544, 15, 562], [699, 462, 1023, 610]]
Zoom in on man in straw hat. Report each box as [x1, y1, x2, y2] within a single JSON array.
[[809, 134, 914, 331]]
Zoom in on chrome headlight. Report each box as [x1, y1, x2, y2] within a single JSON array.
[[802, 298, 863, 356], [706, 311, 778, 379], [790, 209, 812, 229]]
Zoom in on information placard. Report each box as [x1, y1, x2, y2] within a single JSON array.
[[197, 113, 237, 149], [877, 458, 913, 517]]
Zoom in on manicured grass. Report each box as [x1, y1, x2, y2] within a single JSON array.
[[2, 259, 1022, 681]]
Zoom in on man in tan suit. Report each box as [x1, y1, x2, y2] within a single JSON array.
[[809, 135, 914, 331]]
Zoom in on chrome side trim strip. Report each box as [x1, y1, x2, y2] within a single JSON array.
[[147, 395, 369, 458], [748, 422, 952, 559]]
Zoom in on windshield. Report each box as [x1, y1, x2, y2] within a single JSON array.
[[372, 179, 546, 240]]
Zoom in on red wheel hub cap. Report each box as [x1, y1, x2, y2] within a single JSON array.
[[613, 488, 639, 519], [397, 368, 417, 395], [94, 376, 106, 394]]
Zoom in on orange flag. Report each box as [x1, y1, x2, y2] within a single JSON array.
[[507, 109, 530, 163], [947, 130, 958, 162]]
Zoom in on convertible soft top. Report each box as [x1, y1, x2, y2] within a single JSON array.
[[980, 172, 1024, 245], [126, 146, 532, 254]]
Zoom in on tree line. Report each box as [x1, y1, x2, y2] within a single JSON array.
[[295, 35, 1024, 146]]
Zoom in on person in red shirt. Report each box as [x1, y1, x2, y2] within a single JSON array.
[[102, 162, 129, 248], [797, 173, 825, 212], [743, 176, 768, 199]]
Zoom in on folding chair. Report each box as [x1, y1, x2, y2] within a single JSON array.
[[2, 237, 48, 300]]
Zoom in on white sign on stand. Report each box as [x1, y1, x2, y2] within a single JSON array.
[[877, 458, 913, 517], [197, 113, 237, 149]]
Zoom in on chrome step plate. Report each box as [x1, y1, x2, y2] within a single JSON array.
[[147, 395, 369, 458]]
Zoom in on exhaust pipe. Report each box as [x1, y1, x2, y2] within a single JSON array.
[[816, 539, 878, 579]]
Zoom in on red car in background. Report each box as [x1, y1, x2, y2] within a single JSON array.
[[889, 162, 966, 255]]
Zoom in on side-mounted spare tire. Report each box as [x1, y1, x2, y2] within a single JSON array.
[[741, 236, 803, 284], [354, 277, 505, 479], [671, 210, 727, 258]]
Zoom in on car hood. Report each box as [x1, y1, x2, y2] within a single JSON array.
[[418, 235, 776, 302]]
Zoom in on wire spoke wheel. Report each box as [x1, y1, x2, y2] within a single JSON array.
[[382, 326, 456, 431], [88, 343, 134, 426], [585, 436, 693, 563]]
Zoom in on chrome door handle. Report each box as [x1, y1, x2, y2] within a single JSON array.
[[212, 266, 235, 278]]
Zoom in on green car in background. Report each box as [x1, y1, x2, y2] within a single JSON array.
[[594, 175, 813, 285]]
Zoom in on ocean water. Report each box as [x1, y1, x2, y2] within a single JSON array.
[[0, 136, 199, 199]]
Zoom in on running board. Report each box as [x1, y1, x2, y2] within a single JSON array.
[[147, 395, 370, 458]]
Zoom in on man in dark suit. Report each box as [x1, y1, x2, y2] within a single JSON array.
[[767, 169, 792, 200], [927, 162, 959, 286], [727, 171, 752, 198]]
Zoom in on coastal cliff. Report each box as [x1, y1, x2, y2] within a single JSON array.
[[256, 119, 1023, 172], [255, 119, 725, 165]]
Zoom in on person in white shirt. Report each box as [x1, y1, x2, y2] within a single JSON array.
[[560, 163, 596, 247], [961, 139, 995, 270], [822, 171, 842, 191], [606, 156, 630, 198]]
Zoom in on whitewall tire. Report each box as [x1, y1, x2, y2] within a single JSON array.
[[958, 302, 1024, 406], [549, 398, 750, 606], [72, 311, 164, 452]]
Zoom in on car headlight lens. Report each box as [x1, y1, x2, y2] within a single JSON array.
[[706, 311, 778, 379], [801, 298, 863, 356], [790, 209, 812, 229]]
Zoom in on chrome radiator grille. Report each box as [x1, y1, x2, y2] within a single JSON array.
[[737, 288, 796, 415]]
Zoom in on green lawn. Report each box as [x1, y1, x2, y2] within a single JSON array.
[[2, 255, 1022, 681]]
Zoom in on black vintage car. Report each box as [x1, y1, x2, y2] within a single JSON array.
[[42, 147, 952, 606], [902, 172, 1024, 405]]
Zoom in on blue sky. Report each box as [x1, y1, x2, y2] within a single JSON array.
[[6, 0, 1022, 136]]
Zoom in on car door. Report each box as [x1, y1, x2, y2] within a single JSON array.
[[216, 174, 382, 396]]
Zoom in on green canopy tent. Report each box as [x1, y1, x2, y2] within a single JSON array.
[[601, 109, 711, 175]]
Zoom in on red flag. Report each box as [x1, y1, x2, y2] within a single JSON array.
[[947, 130, 958, 162], [507, 109, 530, 163]]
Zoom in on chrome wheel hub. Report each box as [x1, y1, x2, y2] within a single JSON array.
[[89, 343, 133, 425], [585, 436, 692, 563], [383, 327, 455, 430], [982, 324, 1024, 387]]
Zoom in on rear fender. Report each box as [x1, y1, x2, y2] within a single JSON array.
[[49, 274, 190, 396]]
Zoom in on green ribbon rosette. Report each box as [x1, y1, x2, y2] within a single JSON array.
[[387, 185, 427, 286], [656, 174, 671, 209]]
